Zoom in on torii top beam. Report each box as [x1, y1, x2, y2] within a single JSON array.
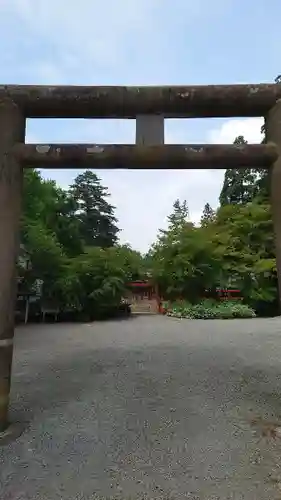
[[1, 83, 281, 119]]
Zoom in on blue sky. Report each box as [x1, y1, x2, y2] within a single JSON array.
[[0, 0, 276, 251]]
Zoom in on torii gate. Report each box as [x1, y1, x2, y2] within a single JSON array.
[[0, 83, 281, 434]]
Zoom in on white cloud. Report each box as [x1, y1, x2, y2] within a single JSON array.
[[208, 117, 264, 144]]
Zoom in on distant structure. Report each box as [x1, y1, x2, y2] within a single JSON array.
[[126, 280, 159, 314]]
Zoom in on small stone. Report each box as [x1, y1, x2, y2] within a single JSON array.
[[275, 427, 281, 438]]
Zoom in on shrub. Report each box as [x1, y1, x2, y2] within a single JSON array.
[[166, 299, 255, 320]]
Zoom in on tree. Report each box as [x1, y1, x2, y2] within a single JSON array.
[[22, 169, 59, 228], [19, 169, 147, 319], [21, 170, 71, 302], [211, 202, 276, 304], [154, 198, 192, 246], [201, 203, 216, 227], [22, 169, 83, 257], [69, 171, 119, 248], [107, 244, 147, 281], [150, 213, 219, 301], [22, 220, 66, 302], [167, 199, 189, 229], [219, 136, 258, 206], [62, 247, 129, 319], [52, 189, 83, 256]]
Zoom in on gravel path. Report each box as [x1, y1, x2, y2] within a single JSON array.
[[1, 316, 281, 499]]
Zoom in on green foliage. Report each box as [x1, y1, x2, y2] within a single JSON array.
[[22, 169, 58, 226], [150, 201, 220, 301], [59, 247, 128, 319], [149, 181, 277, 315], [51, 190, 84, 256], [166, 300, 256, 320], [107, 244, 147, 281], [69, 171, 119, 248], [200, 202, 216, 227], [167, 199, 189, 229], [219, 136, 258, 206], [212, 128, 276, 311], [20, 168, 135, 319], [22, 169, 83, 256], [22, 220, 66, 301], [213, 202, 276, 305]]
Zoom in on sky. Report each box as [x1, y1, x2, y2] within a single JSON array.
[[0, 0, 278, 252]]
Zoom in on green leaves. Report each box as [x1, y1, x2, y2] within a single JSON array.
[[167, 300, 256, 320], [20, 168, 126, 316], [62, 247, 129, 318], [150, 201, 220, 301], [219, 134, 269, 207], [212, 202, 276, 304], [24, 237, 67, 304], [149, 188, 277, 315], [200, 202, 216, 227], [69, 170, 119, 248], [167, 199, 189, 229]]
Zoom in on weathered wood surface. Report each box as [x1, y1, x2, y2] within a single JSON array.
[[13, 143, 278, 169], [0, 100, 25, 433], [266, 102, 281, 312], [1, 84, 281, 118]]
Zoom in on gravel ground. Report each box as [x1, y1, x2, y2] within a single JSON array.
[[1, 316, 281, 499]]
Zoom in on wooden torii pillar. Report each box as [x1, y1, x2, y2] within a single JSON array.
[[265, 100, 281, 304], [1, 83, 281, 436], [0, 100, 25, 434]]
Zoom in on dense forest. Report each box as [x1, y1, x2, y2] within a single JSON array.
[[19, 169, 146, 320], [18, 124, 278, 320], [149, 132, 276, 316]]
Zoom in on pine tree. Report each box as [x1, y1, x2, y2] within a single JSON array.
[[219, 136, 257, 206], [167, 199, 189, 229], [69, 171, 119, 248], [201, 203, 216, 227]]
